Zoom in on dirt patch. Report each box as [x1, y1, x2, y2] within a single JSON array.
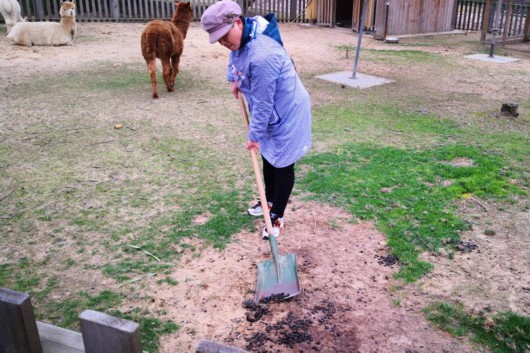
[[446, 157, 474, 167], [140, 201, 471, 352]]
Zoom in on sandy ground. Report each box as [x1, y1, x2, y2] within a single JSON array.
[[151, 201, 474, 353], [1, 20, 529, 353]]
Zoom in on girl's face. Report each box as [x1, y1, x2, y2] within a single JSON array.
[[218, 18, 243, 51]]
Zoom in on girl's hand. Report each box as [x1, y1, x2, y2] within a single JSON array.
[[230, 82, 239, 98], [246, 140, 260, 151]]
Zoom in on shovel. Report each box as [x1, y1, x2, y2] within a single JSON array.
[[237, 93, 301, 304]]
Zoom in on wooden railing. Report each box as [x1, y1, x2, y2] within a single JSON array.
[[11, 0, 308, 22], [455, 0, 487, 31], [455, 0, 528, 37], [1, 287, 145, 353], [1, 287, 249, 353]]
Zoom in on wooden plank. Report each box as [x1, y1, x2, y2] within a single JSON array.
[[290, 0, 296, 20], [79, 310, 142, 353], [103, 0, 110, 19], [52, 0, 59, 18], [0, 288, 43, 353], [481, 0, 493, 41], [35, 0, 45, 20], [97, 0, 102, 18], [88, 0, 95, 18], [451, 0, 459, 29], [110, 0, 119, 19], [131, 0, 138, 19], [352, 0, 359, 30], [502, 0, 513, 42], [523, 2, 530, 42], [456, 0, 462, 28], [514, 4, 523, 34], [399, 0, 407, 34], [22, 0, 32, 19], [80, 0, 88, 18], [37, 321, 84, 353], [45, 0, 52, 18], [195, 339, 248, 353]]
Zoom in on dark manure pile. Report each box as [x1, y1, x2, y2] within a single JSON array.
[[242, 299, 347, 352], [375, 254, 399, 266]]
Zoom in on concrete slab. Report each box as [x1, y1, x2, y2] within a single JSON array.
[[316, 71, 394, 89], [464, 54, 520, 63], [395, 29, 467, 39]]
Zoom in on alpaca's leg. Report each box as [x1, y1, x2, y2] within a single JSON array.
[[162, 60, 173, 92], [5, 17, 14, 33], [170, 55, 180, 91], [146, 59, 158, 99]]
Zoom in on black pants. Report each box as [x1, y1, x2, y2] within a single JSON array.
[[262, 156, 295, 219]]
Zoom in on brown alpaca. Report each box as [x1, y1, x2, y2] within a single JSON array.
[[141, 1, 192, 99]]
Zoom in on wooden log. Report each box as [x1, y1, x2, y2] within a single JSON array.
[[0, 288, 43, 353], [195, 339, 249, 353], [79, 310, 142, 353], [481, 0, 493, 42], [36, 321, 84, 353]]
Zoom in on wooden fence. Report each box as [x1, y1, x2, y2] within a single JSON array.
[[455, 0, 529, 37], [0, 287, 145, 353], [454, 0, 487, 31], [374, 0, 456, 37], [8, 0, 309, 22], [0, 287, 248, 353]]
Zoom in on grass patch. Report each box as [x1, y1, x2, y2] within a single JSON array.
[[103, 189, 254, 281], [38, 290, 178, 353], [367, 48, 442, 62], [0, 263, 176, 353], [313, 104, 462, 147], [300, 143, 524, 281], [425, 302, 530, 353], [1, 62, 245, 351], [336, 46, 445, 65], [112, 308, 180, 353]]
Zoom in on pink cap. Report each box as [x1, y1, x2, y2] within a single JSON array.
[[200, 0, 242, 44]]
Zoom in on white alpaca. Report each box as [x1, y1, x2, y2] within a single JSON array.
[[0, 0, 25, 33], [7, 0, 76, 46]]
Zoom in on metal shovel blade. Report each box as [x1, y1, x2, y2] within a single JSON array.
[[255, 235, 301, 303]]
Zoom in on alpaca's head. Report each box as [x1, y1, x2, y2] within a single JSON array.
[[175, 2, 192, 17], [60, 1, 76, 18]]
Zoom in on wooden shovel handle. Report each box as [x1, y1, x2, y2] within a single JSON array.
[[237, 93, 274, 235]]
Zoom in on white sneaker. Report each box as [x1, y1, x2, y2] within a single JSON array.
[[247, 200, 272, 217], [262, 218, 284, 240]]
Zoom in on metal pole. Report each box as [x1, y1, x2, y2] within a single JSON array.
[[489, 0, 503, 57], [351, 0, 369, 79]]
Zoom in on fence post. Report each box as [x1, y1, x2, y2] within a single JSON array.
[[79, 310, 142, 353], [110, 0, 120, 20], [523, 5, 530, 42], [33, 0, 44, 20], [481, 0, 493, 42], [289, 0, 297, 21], [0, 288, 43, 353], [502, 0, 513, 45], [451, 0, 458, 30]]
